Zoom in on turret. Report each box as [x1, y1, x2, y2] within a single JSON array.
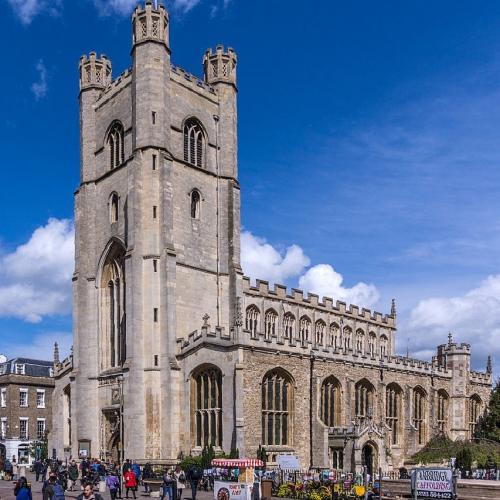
[[132, 0, 169, 50], [53, 342, 60, 365], [203, 45, 237, 86], [487, 355, 493, 374], [79, 52, 112, 91]]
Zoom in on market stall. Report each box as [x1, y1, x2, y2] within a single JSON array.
[[211, 458, 264, 500]]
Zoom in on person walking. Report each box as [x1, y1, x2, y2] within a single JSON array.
[[68, 461, 79, 491], [160, 468, 175, 500], [34, 459, 43, 482], [77, 482, 104, 500], [187, 464, 203, 500], [14, 477, 32, 500], [124, 468, 137, 499], [174, 466, 186, 500], [107, 470, 121, 500]]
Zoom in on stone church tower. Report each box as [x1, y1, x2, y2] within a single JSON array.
[[51, 1, 491, 471]]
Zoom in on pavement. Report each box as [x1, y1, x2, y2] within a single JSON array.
[[0, 473, 215, 500]]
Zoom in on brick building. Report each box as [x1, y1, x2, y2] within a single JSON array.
[[0, 354, 54, 464], [50, 1, 492, 473]]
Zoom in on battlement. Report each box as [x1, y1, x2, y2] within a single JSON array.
[[203, 45, 237, 86], [470, 370, 492, 385], [439, 342, 471, 354], [132, 0, 169, 49], [242, 277, 395, 327], [79, 52, 112, 91], [54, 354, 73, 377], [171, 64, 216, 97]]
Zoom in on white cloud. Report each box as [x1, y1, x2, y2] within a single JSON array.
[[0, 331, 72, 362], [30, 59, 48, 100], [0, 218, 74, 323], [6, 0, 62, 25], [91, 0, 137, 16], [241, 231, 380, 309], [403, 274, 500, 371], [299, 264, 380, 308], [174, 0, 202, 13]]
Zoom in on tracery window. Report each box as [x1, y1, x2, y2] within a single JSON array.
[[183, 118, 204, 168], [368, 332, 377, 357], [261, 369, 293, 446], [329, 323, 339, 348], [386, 383, 402, 445], [343, 326, 352, 350], [283, 313, 295, 340], [299, 316, 311, 344], [245, 306, 259, 335], [468, 395, 482, 438], [264, 309, 278, 340], [437, 390, 449, 434], [192, 366, 222, 447], [380, 334, 388, 357], [355, 329, 365, 353], [191, 190, 201, 219], [320, 376, 341, 427], [355, 379, 374, 422], [413, 387, 427, 445], [107, 121, 124, 170], [315, 320, 326, 346]]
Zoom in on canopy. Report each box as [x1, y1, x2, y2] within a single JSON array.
[[211, 458, 264, 467]]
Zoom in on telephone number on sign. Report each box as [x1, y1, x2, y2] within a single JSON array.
[[416, 491, 452, 499]]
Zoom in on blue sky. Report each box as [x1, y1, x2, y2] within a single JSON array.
[[1, 0, 500, 375]]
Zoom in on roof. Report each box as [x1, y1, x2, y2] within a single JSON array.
[[0, 357, 53, 378]]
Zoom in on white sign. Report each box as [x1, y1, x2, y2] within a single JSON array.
[[413, 468, 454, 499], [277, 455, 301, 470], [214, 481, 254, 500]]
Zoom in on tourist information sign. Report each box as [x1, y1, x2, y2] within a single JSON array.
[[411, 468, 455, 499]]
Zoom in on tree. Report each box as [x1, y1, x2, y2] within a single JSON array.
[[475, 379, 500, 443]]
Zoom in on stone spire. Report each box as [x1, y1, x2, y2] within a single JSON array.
[[390, 298, 396, 317], [448, 332, 453, 345], [487, 355, 493, 374], [53, 342, 60, 365]]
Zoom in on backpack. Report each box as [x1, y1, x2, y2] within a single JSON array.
[[190, 466, 203, 481], [51, 483, 65, 500]]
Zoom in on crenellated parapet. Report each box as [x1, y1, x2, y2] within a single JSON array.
[[470, 370, 492, 385], [171, 64, 216, 97], [132, 0, 169, 49], [203, 45, 237, 86], [54, 354, 73, 378], [79, 52, 112, 91]]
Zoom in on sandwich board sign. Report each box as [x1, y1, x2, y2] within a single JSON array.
[[411, 468, 455, 499]]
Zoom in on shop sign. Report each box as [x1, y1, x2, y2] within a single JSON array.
[[411, 468, 454, 499]]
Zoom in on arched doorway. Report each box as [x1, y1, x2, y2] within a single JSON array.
[[0, 444, 6, 460], [362, 443, 377, 476]]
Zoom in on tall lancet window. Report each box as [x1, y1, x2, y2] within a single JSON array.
[[184, 118, 204, 168], [191, 190, 201, 219], [100, 243, 126, 370], [107, 121, 125, 170]]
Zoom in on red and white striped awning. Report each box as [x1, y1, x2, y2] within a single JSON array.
[[211, 458, 264, 467]]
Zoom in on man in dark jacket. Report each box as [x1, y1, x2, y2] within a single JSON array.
[[68, 461, 79, 491], [77, 482, 104, 500]]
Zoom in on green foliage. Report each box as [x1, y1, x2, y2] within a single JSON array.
[[28, 438, 48, 460], [456, 447, 472, 471], [256, 445, 267, 467], [475, 379, 500, 443], [179, 444, 239, 470]]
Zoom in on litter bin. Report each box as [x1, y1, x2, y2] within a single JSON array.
[[261, 479, 273, 500]]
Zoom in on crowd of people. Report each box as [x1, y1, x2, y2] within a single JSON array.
[[2, 458, 206, 500]]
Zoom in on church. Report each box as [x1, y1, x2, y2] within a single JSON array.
[[49, 1, 492, 473]]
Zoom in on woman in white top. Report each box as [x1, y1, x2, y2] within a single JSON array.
[[174, 466, 186, 500]]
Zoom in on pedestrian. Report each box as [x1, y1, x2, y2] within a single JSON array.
[[161, 468, 175, 500], [34, 459, 42, 482], [187, 464, 203, 500], [77, 482, 104, 500], [14, 477, 32, 500], [4, 459, 13, 481], [122, 459, 132, 475], [143, 463, 153, 493], [131, 461, 141, 487], [124, 468, 137, 499], [12, 458, 18, 481], [68, 461, 79, 491], [106, 470, 121, 500], [174, 466, 186, 500]]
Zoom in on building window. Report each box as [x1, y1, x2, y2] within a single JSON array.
[[152, 111, 156, 124], [328, 323, 339, 348], [413, 387, 427, 445], [0, 418, 6, 439], [153, 259, 158, 272], [110, 193, 119, 223], [380, 334, 388, 357], [153, 308, 158, 322], [19, 389, 28, 408], [355, 329, 365, 353], [469, 395, 482, 438], [437, 390, 449, 434], [37, 419, 46, 440], [192, 366, 222, 448], [153, 206, 157, 219], [245, 306, 259, 335], [283, 313, 295, 340], [107, 121, 125, 170], [36, 390, 45, 409], [386, 383, 402, 445], [190, 190, 201, 219], [0, 388, 6, 407], [264, 309, 277, 339], [355, 379, 374, 422], [183, 118, 204, 168], [342, 327, 352, 350], [19, 419, 28, 440], [299, 316, 311, 344], [315, 320, 326, 346], [15, 364, 25, 375], [331, 448, 343, 470], [154, 355, 159, 367], [261, 369, 293, 446], [368, 332, 377, 357], [320, 376, 341, 427], [152, 154, 157, 170]]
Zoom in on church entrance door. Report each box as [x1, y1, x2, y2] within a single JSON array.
[[362, 443, 376, 476]]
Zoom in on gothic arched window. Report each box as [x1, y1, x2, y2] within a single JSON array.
[[264, 309, 277, 339], [183, 118, 204, 168], [355, 379, 375, 422], [299, 316, 311, 343], [320, 376, 341, 427], [283, 313, 295, 340], [380, 334, 388, 357], [368, 332, 377, 357], [329, 323, 339, 348], [315, 320, 326, 346], [109, 193, 119, 223], [437, 389, 449, 434], [386, 383, 403, 445], [190, 190, 201, 219], [413, 386, 427, 445], [245, 305, 259, 335], [468, 394, 482, 438], [107, 121, 124, 170], [343, 326, 352, 350], [262, 369, 293, 446], [355, 329, 365, 353], [192, 366, 222, 447]]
